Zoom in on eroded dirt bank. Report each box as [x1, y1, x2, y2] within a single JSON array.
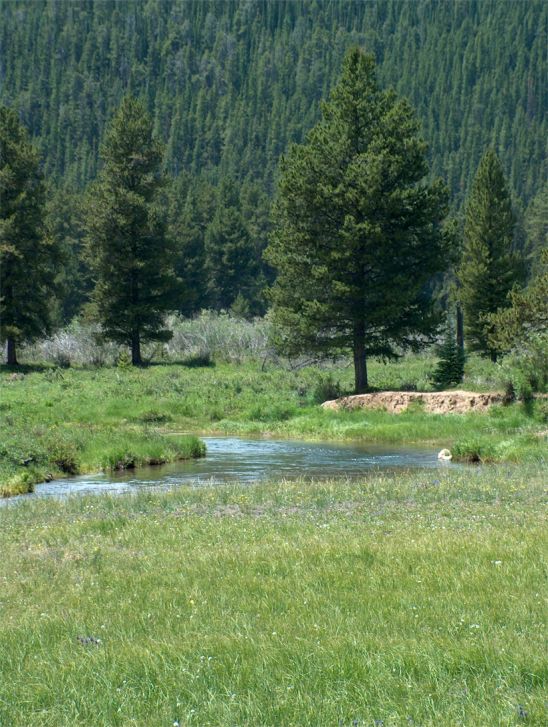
[[322, 390, 505, 414]]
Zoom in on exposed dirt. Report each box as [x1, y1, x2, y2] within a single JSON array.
[[321, 390, 505, 414]]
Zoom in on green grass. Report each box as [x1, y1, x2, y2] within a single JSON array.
[[1, 358, 546, 495], [0, 467, 546, 726]]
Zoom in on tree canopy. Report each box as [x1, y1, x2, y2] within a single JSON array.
[[266, 49, 448, 393], [458, 149, 524, 361], [85, 97, 182, 365], [0, 106, 57, 365], [1, 1, 545, 206]]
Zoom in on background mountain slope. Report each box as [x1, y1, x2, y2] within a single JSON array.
[[1, 0, 546, 206]]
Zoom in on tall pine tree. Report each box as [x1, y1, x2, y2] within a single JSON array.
[[0, 107, 57, 365], [169, 176, 214, 317], [266, 49, 448, 393], [85, 97, 181, 365], [458, 149, 523, 361], [204, 180, 259, 313], [46, 186, 89, 325]]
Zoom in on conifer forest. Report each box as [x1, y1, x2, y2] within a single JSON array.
[[1, 0, 546, 353]]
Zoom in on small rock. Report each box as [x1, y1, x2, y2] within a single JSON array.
[[517, 704, 528, 720], [438, 448, 452, 461]]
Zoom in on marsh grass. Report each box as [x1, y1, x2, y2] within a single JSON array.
[[0, 467, 546, 726], [0, 422, 204, 497], [1, 361, 546, 495]]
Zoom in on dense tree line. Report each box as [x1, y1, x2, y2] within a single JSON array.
[[1, 0, 545, 204], [1, 3, 546, 385]]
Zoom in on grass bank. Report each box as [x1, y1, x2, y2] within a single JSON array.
[[0, 467, 546, 726], [1, 359, 546, 496]]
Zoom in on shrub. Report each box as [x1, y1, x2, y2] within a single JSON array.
[[312, 374, 342, 404], [166, 311, 272, 363], [19, 313, 275, 367], [22, 320, 121, 367], [101, 448, 138, 471], [182, 350, 214, 368], [498, 332, 548, 399], [452, 437, 496, 463], [138, 410, 173, 424], [47, 440, 80, 474]]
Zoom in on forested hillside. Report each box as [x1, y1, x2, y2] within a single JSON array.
[[1, 0, 545, 206]]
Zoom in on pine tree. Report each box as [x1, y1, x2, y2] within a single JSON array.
[[46, 186, 89, 325], [3, 1, 546, 205], [524, 183, 547, 278], [0, 106, 57, 365], [265, 49, 448, 393], [85, 97, 181, 365], [204, 180, 259, 313], [432, 322, 466, 390], [168, 176, 214, 318], [458, 149, 524, 361], [485, 249, 548, 353]]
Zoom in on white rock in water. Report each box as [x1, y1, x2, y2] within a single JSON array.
[[438, 448, 452, 461]]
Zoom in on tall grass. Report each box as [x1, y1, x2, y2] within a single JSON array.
[[0, 467, 546, 726], [0, 417, 204, 497]]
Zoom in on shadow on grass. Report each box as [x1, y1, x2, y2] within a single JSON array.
[[1, 362, 54, 375], [147, 357, 216, 369]]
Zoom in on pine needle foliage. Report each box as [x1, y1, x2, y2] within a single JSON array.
[[432, 324, 466, 390], [266, 49, 448, 393], [458, 149, 524, 361], [205, 181, 259, 313], [85, 97, 182, 365], [0, 107, 57, 365]]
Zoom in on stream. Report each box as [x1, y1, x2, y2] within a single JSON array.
[[3, 436, 453, 503]]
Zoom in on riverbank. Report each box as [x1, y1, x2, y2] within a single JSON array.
[[1, 360, 546, 496], [0, 467, 545, 726]]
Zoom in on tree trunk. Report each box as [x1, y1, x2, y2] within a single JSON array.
[[456, 303, 464, 354], [6, 337, 17, 366], [131, 332, 142, 366], [353, 323, 368, 393], [490, 350, 497, 364]]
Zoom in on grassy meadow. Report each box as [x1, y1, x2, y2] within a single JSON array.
[[0, 468, 546, 726], [1, 343, 546, 724], [1, 355, 546, 496]]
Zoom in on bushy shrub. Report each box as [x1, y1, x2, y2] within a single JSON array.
[[369, 353, 436, 392], [181, 350, 214, 368], [312, 374, 342, 404], [498, 332, 548, 400], [19, 313, 274, 367], [101, 448, 138, 471], [166, 311, 272, 363], [452, 437, 497, 463], [138, 410, 173, 424], [462, 354, 501, 391], [47, 440, 80, 474], [22, 320, 121, 367]]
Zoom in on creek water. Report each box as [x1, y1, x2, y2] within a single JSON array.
[[4, 436, 452, 503]]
